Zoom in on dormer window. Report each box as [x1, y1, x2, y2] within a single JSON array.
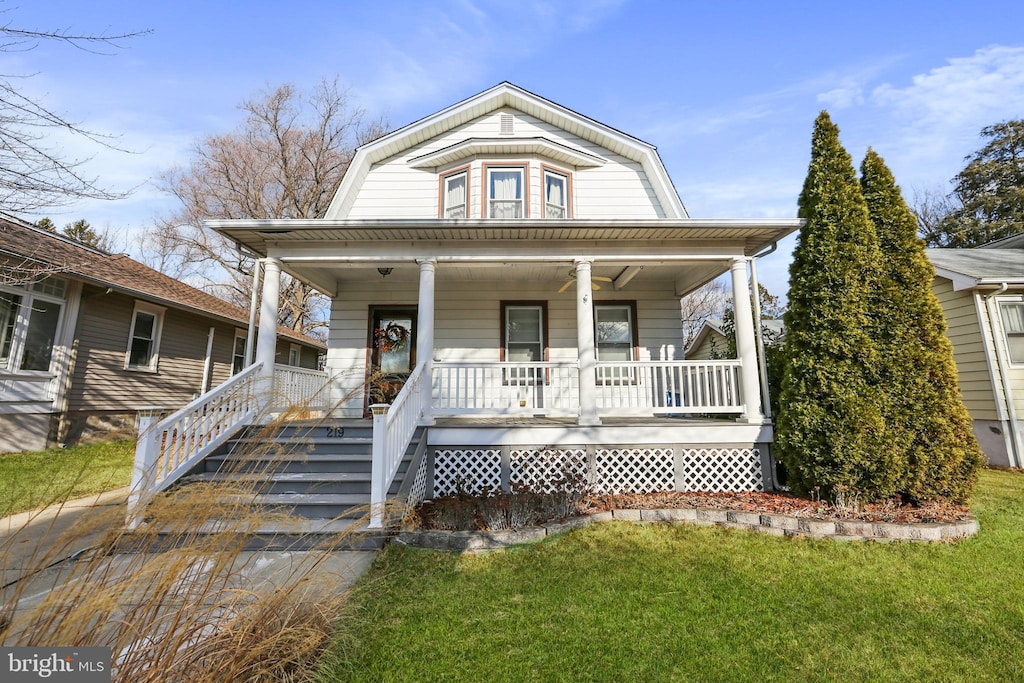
[[485, 165, 526, 218], [543, 167, 570, 218], [440, 167, 468, 218]]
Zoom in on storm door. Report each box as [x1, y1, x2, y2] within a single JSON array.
[[366, 307, 417, 414]]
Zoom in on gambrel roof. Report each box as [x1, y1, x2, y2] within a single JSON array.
[[326, 82, 688, 220]]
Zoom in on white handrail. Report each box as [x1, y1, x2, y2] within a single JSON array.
[[126, 362, 265, 525], [369, 363, 426, 528], [432, 361, 579, 415], [596, 360, 743, 414]]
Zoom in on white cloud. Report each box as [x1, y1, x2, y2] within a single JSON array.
[[871, 45, 1024, 161], [817, 82, 865, 109]]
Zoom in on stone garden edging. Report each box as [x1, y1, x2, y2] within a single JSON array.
[[396, 508, 979, 552]]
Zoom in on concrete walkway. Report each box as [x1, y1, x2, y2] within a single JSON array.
[[1, 488, 379, 646]]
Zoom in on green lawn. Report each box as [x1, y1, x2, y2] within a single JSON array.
[[0, 440, 135, 517], [320, 469, 1024, 682]]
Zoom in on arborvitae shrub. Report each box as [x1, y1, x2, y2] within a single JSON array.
[[860, 149, 983, 503]]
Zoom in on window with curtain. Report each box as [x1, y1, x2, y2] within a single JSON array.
[[488, 168, 524, 218], [1000, 301, 1024, 364], [442, 170, 467, 218], [595, 303, 637, 383], [126, 303, 164, 371], [544, 170, 568, 218]]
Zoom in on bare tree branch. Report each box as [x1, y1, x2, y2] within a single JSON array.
[[0, 14, 147, 213], [145, 78, 389, 335]]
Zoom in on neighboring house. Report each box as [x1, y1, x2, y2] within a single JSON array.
[[928, 242, 1024, 468], [203, 82, 801, 506], [685, 318, 785, 361], [0, 214, 324, 454]]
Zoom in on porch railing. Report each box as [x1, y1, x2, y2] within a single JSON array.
[[273, 363, 330, 411], [127, 362, 330, 525], [596, 360, 743, 414], [432, 361, 579, 416], [428, 360, 743, 416], [369, 362, 426, 528]]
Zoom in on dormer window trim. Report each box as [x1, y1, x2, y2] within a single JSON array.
[[541, 164, 572, 219], [483, 162, 529, 219], [438, 165, 470, 219]]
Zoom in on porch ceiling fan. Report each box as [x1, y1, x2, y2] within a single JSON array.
[[557, 271, 614, 293]]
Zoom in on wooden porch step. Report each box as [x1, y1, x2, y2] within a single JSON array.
[[191, 471, 373, 495], [121, 517, 386, 552], [249, 493, 371, 519]]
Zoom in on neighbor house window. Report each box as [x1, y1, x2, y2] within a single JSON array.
[[126, 302, 165, 371], [289, 344, 301, 367], [595, 303, 638, 383], [440, 167, 468, 218], [232, 331, 247, 374], [486, 165, 525, 218], [1000, 301, 1024, 364], [543, 167, 570, 218], [0, 280, 67, 373], [502, 302, 547, 384]]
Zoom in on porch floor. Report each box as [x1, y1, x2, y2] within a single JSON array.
[[431, 415, 742, 428]]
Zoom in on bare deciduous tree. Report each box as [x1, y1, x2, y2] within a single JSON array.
[[910, 185, 963, 247], [0, 20, 149, 213], [679, 280, 729, 350], [147, 78, 387, 336]]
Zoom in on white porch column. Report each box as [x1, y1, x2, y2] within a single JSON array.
[[730, 258, 764, 423], [575, 259, 601, 426], [416, 258, 437, 425], [254, 257, 282, 408]]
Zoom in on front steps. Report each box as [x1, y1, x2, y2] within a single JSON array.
[[161, 420, 420, 551]]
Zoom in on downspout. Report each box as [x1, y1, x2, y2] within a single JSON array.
[[984, 284, 1022, 468], [200, 326, 216, 394], [750, 242, 777, 418]]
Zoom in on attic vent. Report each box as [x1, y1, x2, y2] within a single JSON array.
[[499, 113, 514, 136]]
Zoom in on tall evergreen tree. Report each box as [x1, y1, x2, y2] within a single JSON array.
[[860, 149, 983, 502], [776, 112, 892, 499]]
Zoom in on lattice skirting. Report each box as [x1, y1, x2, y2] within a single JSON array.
[[426, 445, 765, 498]]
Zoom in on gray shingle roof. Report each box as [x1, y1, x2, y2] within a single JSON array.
[[927, 248, 1024, 284], [0, 215, 324, 349]]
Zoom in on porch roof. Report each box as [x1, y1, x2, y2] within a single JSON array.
[[208, 218, 802, 260]]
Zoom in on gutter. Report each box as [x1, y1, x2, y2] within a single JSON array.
[[983, 283, 1022, 467]]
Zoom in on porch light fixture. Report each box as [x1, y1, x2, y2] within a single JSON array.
[[377, 267, 393, 278]]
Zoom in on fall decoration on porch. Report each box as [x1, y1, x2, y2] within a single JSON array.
[[373, 321, 410, 353]]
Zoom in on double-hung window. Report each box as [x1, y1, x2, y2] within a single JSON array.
[[126, 302, 165, 372], [440, 168, 468, 218], [232, 331, 247, 374], [486, 166, 525, 218], [1000, 301, 1024, 364], [543, 168, 569, 218], [595, 303, 637, 383], [502, 303, 546, 384], [0, 278, 67, 374]]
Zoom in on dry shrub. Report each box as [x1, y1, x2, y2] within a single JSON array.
[[1, 379, 376, 682]]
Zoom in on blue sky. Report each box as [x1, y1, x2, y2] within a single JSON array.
[[9, 0, 1024, 295]]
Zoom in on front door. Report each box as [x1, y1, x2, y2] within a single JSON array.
[[366, 306, 417, 414]]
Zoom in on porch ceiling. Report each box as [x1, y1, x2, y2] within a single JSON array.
[[208, 217, 801, 297], [286, 260, 732, 299]]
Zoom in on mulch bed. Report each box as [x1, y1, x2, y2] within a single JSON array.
[[583, 491, 973, 524]]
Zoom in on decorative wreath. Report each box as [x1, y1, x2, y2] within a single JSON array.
[[374, 322, 410, 353]]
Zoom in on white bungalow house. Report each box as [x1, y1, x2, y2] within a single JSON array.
[[130, 83, 801, 527]]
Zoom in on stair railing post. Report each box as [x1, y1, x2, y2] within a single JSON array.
[[127, 406, 165, 528], [369, 403, 391, 529]]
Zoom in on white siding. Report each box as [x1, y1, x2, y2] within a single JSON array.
[[344, 107, 666, 220], [326, 277, 682, 416]]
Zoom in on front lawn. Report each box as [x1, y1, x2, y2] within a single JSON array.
[[320, 468, 1024, 682], [0, 440, 135, 517]]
